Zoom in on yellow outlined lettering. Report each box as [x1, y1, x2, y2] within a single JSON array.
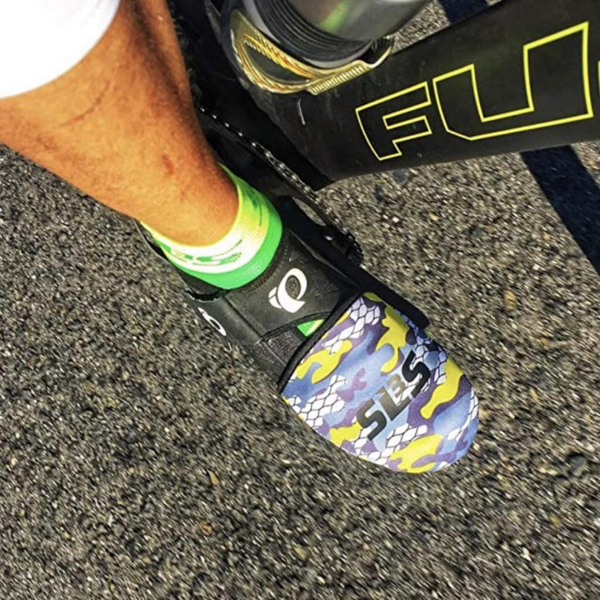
[[356, 82, 433, 161], [432, 22, 593, 141]]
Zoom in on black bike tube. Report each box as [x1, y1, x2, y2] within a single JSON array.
[[247, 0, 600, 180]]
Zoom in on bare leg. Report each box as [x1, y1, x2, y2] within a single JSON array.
[[0, 0, 237, 246]]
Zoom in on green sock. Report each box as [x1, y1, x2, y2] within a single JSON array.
[[142, 168, 323, 338], [142, 167, 282, 290]]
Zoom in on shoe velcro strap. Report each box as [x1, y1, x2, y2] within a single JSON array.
[[182, 229, 359, 381]]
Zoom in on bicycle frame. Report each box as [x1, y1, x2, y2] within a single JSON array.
[[245, 0, 600, 180], [176, 0, 600, 186]]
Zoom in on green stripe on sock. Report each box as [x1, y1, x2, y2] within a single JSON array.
[[170, 211, 282, 289], [143, 167, 283, 290]]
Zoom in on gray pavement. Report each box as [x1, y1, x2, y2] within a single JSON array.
[[1, 3, 599, 599]]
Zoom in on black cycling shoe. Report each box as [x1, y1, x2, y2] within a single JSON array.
[[139, 197, 478, 473]]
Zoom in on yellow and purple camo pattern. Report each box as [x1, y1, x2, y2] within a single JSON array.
[[282, 293, 479, 473]]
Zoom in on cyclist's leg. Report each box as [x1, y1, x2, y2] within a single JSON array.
[[0, 0, 238, 247]]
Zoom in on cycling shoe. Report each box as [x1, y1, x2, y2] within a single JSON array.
[[139, 196, 478, 474]]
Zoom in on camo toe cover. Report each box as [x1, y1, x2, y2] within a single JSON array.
[[282, 294, 479, 473]]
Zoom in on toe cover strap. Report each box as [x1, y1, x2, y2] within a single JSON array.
[[281, 293, 479, 474]]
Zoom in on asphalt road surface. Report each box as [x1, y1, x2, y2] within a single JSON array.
[[1, 2, 599, 599]]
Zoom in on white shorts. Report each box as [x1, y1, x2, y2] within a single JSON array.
[[0, 0, 121, 99]]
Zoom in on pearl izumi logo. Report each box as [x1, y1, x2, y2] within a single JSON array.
[[269, 268, 308, 314]]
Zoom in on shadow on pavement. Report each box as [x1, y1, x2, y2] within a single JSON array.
[[438, 0, 600, 276]]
